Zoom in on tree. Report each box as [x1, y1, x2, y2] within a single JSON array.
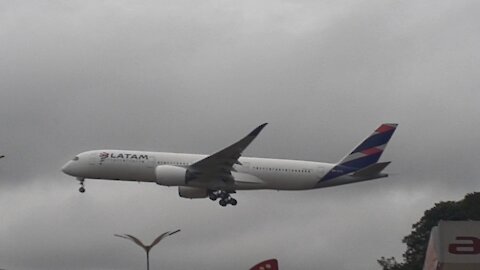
[[378, 192, 480, 270]]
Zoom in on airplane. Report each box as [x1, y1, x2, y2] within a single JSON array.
[[62, 123, 398, 207], [0, 155, 4, 159]]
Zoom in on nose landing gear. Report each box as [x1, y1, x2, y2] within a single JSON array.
[[78, 178, 85, 193], [209, 190, 237, 207]]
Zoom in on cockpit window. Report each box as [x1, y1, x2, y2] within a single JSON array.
[[72, 156, 79, 161]]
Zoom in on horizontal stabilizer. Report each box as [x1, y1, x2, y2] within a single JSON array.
[[353, 161, 391, 178]]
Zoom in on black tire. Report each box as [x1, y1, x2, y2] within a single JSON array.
[[229, 198, 237, 206], [219, 200, 227, 207], [79, 187, 86, 193], [209, 194, 217, 201]]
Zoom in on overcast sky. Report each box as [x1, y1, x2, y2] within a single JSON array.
[[1, 0, 480, 269]]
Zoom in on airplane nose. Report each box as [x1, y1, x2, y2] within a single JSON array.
[[62, 161, 74, 176]]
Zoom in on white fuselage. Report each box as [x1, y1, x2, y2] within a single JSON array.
[[62, 150, 337, 191]]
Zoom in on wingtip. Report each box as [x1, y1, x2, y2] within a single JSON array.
[[169, 229, 181, 235], [249, 123, 268, 137]]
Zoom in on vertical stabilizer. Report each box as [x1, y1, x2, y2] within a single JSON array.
[[321, 123, 398, 181]]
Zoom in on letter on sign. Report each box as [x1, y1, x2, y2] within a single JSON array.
[[448, 236, 480, 254]]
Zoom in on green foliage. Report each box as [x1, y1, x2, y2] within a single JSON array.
[[377, 256, 404, 270], [378, 192, 480, 270]]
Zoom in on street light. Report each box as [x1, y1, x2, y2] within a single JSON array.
[[114, 229, 180, 270]]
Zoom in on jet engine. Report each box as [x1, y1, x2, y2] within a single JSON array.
[[178, 186, 208, 199], [155, 165, 187, 186]]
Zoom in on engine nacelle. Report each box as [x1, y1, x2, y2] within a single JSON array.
[[155, 165, 187, 186], [178, 186, 208, 199]]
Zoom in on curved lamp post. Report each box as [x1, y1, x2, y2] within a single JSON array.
[[114, 229, 180, 270]]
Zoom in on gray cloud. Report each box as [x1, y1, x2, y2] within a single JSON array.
[[1, 0, 480, 269]]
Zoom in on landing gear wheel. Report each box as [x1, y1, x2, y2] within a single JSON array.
[[229, 198, 237, 206], [219, 199, 228, 207], [209, 194, 218, 201], [78, 178, 85, 193]]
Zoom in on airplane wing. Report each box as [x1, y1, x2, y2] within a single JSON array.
[[187, 123, 268, 185]]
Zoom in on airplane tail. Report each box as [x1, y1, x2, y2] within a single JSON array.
[[321, 123, 398, 181]]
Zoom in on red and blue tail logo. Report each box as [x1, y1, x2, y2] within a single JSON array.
[[321, 123, 398, 181]]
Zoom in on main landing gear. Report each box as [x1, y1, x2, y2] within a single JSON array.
[[78, 178, 85, 193], [209, 190, 237, 207]]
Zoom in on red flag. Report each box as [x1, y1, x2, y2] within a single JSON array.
[[250, 259, 278, 270]]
